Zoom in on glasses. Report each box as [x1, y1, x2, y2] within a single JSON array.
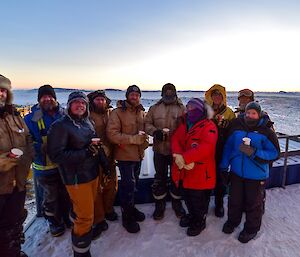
[[238, 89, 253, 99]]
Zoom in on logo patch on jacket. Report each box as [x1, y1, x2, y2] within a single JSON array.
[[191, 142, 199, 148]]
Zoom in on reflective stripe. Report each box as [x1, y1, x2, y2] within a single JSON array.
[[72, 244, 91, 254], [153, 192, 167, 200], [32, 162, 58, 171], [44, 211, 55, 216], [170, 191, 181, 200]]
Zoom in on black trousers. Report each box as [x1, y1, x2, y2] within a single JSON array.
[[0, 188, 27, 257], [118, 161, 141, 209], [37, 172, 71, 224], [214, 170, 227, 207], [152, 153, 181, 201], [228, 172, 266, 233], [183, 188, 211, 222]]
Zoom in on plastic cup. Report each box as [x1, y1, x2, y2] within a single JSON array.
[[163, 128, 170, 133], [10, 148, 23, 158], [138, 131, 146, 135], [242, 137, 251, 146], [91, 138, 101, 145]]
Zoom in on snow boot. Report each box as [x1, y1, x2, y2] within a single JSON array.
[[92, 220, 109, 240], [215, 205, 225, 218], [171, 199, 186, 218], [105, 209, 118, 221], [187, 218, 206, 237], [238, 229, 257, 243], [45, 215, 65, 237], [222, 221, 236, 234], [179, 214, 193, 228], [122, 207, 140, 233], [153, 200, 166, 220], [72, 230, 92, 257], [133, 207, 145, 222]]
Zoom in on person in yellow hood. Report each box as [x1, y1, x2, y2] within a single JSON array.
[[205, 84, 235, 217]]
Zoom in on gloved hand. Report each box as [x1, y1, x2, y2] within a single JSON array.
[[184, 162, 195, 170], [153, 130, 164, 141], [239, 144, 255, 157], [219, 119, 230, 129], [129, 134, 147, 145], [220, 170, 230, 186], [173, 153, 185, 170], [86, 143, 100, 157], [0, 153, 19, 171]]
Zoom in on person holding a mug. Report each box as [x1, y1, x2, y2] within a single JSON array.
[[219, 101, 280, 243]]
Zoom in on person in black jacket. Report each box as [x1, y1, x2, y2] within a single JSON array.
[[48, 91, 110, 257]]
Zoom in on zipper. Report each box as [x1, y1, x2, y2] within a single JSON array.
[[241, 131, 248, 178]]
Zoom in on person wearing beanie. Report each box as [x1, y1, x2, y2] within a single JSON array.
[[87, 90, 118, 237], [145, 83, 186, 220], [236, 88, 254, 114], [24, 84, 71, 237], [220, 101, 280, 243], [171, 98, 218, 236], [48, 91, 110, 257], [0, 75, 34, 257], [107, 85, 149, 233], [205, 84, 236, 218]]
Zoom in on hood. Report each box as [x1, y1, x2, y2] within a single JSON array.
[[0, 75, 13, 105], [204, 84, 227, 107]]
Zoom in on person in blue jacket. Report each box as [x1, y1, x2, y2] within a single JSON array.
[[220, 101, 280, 243], [24, 85, 71, 237]]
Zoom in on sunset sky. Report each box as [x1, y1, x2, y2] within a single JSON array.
[[1, 0, 300, 91]]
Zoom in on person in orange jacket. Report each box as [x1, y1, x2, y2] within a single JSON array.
[[171, 98, 218, 236]]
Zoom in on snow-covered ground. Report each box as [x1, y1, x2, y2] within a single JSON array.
[[24, 184, 300, 257]]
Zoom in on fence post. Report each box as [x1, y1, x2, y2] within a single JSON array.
[[282, 137, 290, 188]]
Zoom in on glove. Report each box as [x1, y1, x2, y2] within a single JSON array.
[[98, 147, 111, 176], [220, 171, 230, 186], [219, 119, 230, 129], [239, 144, 255, 157], [153, 130, 164, 141], [0, 153, 19, 172], [173, 153, 185, 170], [184, 162, 195, 170], [129, 134, 146, 145], [86, 143, 100, 157]]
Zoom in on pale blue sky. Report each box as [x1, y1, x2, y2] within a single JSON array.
[[1, 0, 300, 91]]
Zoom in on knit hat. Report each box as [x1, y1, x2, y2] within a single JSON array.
[[126, 85, 141, 98], [238, 89, 254, 100], [0, 74, 13, 104], [186, 98, 206, 123], [38, 85, 56, 101], [87, 90, 111, 105], [245, 101, 261, 116], [161, 83, 177, 96]]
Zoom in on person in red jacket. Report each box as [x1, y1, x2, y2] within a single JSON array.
[[171, 98, 218, 236]]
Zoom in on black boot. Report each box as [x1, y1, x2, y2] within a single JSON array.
[[72, 230, 92, 257], [20, 251, 29, 257], [215, 205, 225, 218], [92, 220, 109, 240], [133, 207, 145, 222], [47, 219, 65, 237], [222, 221, 235, 234], [153, 200, 166, 220], [171, 199, 186, 218], [187, 218, 206, 237], [122, 207, 140, 233], [179, 214, 193, 228], [238, 229, 257, 243], [105, 209, 118, 221]]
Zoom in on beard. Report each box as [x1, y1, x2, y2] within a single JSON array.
[[127, 99, 140, 107], [40, 100, 58, 111], [93, 104, 106, 114]]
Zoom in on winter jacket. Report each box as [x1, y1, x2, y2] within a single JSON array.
[[106, 100, 149, 161], [171, 116, 218, 190], [145, 98, 185, 155], [205, 84, 236, 164], [219, 115, 280, 180], [0, 105, 34, 194], [47, 115, 99, 185], [24, 104, 65, 176]]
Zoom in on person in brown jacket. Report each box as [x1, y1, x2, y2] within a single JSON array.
[[0, 75, 34, 257], [145, 83, 186, 220], [106, 85, 149, 233], [87, 90, 118, 237]]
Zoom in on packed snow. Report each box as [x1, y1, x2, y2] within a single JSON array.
[[23, 184, 300, 257]]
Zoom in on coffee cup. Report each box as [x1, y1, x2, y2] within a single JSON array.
[[242, 137, 251, 146], [9, 148, 23, 158], [91, 138, 101, 145]]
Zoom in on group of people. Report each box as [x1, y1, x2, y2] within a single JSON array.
[[0, 74, 280, 257]]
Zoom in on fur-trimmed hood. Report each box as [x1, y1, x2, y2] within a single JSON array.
[[0, 75, 13, 105]]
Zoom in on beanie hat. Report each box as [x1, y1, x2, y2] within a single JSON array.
[[126, 85, 141, 98], [0, 74, 13, 104], [38, 85, 56, 101], [161, 83, 177, 96], [67, 91, 89, 106], [186, 98, 206, 123], [87, 90, 111, 105], [245, 101, 261, 116]]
